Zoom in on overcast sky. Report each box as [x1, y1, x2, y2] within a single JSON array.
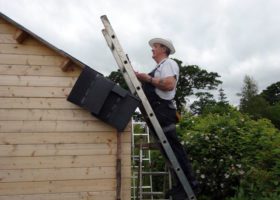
[[1, 0, 279, 105]]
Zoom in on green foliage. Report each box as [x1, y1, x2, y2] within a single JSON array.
[[258, 81, 280, 129], [263, 102, 280, 129], [149, 150, 167, 193], [238, 79, 280, 130], [228, 185, 280, 200], [190, 92, 217, 114], [238, 75, 258, 113], [106, 69, 128, 89], [241, 95, 270, 120], [260, 81, 280, 105], [202, 102, 232, 116], [218, 88, 229, 104], [191, 88, 230, 115], [173, 58, 222, 112], [178, 107, 280, 200]]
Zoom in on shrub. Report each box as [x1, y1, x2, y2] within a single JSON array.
[[178, 107, 280, 200]]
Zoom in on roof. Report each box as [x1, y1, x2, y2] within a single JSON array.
[[0, 12, 87, 69]]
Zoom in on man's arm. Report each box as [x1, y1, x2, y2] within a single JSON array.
[[151, 76, 176, 91], [135, 72, 176, 91]]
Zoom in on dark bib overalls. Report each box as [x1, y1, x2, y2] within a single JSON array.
[[142, 66, 176, 127], [142, 64, 199, 197]]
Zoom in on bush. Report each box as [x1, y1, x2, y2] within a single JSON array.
[[177, 107, 280, 200]]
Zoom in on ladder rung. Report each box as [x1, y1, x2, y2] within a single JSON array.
[[136, 171, 169, 176], [133, 133, 149, 136], [135, 143, 161, 150], [134, 198, 170, 200], [132, 156, 151, 160], [134, 185, 154, 188], [132, 121, 147, 125], [141, 191, 164, 195]]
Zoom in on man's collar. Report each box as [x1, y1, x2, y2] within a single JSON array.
[[156, 58, 168, 67]]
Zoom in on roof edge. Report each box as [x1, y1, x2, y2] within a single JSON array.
[[0, 11, 88, 69]]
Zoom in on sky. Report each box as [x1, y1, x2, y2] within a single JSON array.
[[0, 0, 279, 106]]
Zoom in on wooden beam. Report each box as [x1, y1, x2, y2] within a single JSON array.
[[13, 29, 29, 43], [60, 58, 72, 72]]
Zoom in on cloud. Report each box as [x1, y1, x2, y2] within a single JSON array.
[[0, 0, 279, 106]]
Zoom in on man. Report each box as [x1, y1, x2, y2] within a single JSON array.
[[135, 38, 199, 199]]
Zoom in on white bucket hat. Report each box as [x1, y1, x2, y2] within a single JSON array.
[[149, 38, 176, 54]]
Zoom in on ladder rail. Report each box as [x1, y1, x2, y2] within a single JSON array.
[[131, 122, 137, 200], [133, 121, 171, 200], [138, 139, 143, 200], [146, 125, 154, 200], [132, 121, 154, 200], [132, 120, 153, 200], [101, 15, 196, 200]]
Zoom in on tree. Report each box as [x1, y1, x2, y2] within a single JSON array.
[[106, 58, 222, 112], [106, 69, 128, 89], [202, 88, 231, 116], [174, 58, 222, 112], [190, 92, 217, 114], [260, 81, 280, 105], [242, 95, 270, 120], [263, 102, 280, 129], [237, 80, 280, 129], [238, 75, 258, 112], [218, 87, 228, 105]]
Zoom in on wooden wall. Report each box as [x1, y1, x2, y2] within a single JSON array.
[[0, 16, 131, 199]]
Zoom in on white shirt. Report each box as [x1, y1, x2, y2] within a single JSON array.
[[153, 58, 179, 100]]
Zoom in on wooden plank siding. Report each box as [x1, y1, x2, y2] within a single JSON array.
[[0, 191, 131, 200], [0, 54, 65, 66], [0, 34, 45, 46], [0, 65, 80, 77], [0, 43, 58, 56], [0, 18, 8, 24], [0, 15, 131, 199], [0, 24, 17, 34], [0, 97, 81, 109]]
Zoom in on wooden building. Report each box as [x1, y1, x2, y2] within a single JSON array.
[[0, 12, 131, 199]]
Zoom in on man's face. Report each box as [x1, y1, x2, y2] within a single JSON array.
[[151, 43, 165, 59]]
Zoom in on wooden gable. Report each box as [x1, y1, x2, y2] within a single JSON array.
[[0, 13, 131, 200]]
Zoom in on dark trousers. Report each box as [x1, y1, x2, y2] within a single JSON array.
[[151, 101, 198, 191], [163, 127, 198, 188]]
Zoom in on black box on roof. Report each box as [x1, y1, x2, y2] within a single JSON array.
[[67, 66, 140, 131]]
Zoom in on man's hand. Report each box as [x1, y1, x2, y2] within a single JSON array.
[[135, 72, 151, 82]]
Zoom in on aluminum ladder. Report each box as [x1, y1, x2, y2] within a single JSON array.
[[101, 15, 197, 200], [132, 121, 172, 200]]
